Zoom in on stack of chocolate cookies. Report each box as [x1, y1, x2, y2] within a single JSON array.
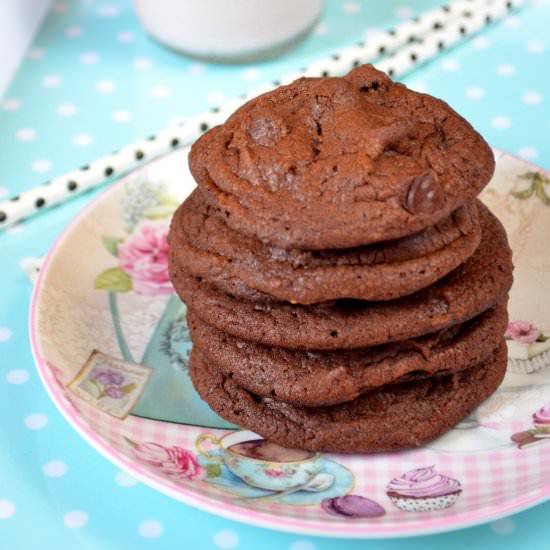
[[168, 65, 513, 453]]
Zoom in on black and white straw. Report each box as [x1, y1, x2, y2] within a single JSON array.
[[0, 0, 524, 229]]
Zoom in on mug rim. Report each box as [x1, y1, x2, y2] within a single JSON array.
[[219, 430, 320, 465]]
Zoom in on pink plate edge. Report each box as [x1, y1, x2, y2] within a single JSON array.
[[28, 148, 550, 539]]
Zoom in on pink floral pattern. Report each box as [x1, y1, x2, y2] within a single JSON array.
[[133, 441, 206, 481], [533, 403, 550, 425], [105, 385, 124, 399], [88, 366, 132, 401], [118, 222, 173, 296], [505, 320, 540, 344], [91, 367, 124, 386], [265, 469, 286, 478], [511, 403, 550, 449]]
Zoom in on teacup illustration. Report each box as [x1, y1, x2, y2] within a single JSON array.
[[196, 430, 322, 491]]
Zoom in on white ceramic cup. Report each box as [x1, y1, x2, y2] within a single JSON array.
[[134, 0, 324, 62]]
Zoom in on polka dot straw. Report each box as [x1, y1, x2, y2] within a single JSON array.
[[0, 0, 524, 229]]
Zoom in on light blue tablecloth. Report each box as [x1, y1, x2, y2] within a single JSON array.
[[1, 1, 549, 548]]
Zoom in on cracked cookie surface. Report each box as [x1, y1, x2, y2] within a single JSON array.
[[189, 343, 507, 453], [187, 301, 507, 407], [169, 189, 481, 304], [190, 64, 495, 249], [170, 203, 513, 350]]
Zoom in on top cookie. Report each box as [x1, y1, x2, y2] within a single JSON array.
[[190, 64, 495, 250]]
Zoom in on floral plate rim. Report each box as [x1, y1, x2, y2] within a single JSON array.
[[29, 147, 550, 539]]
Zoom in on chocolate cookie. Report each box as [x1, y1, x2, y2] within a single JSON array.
[[170, 190, 481, 304], [170, 203, 513, 350], [188, 300, 507, 406], [190, 64, 495, 249], [189, 343, 507, 453]]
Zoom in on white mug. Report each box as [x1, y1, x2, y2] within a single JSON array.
[[134, 0, 324, 62]]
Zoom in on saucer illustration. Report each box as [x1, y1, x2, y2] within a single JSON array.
[[196, 430, 354, 505]]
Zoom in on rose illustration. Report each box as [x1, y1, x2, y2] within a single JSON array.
[[533, 403, 550, 425], [118, 222, 174, 296], [133, 441, 206, 481], [93, 182, 180, 365], [505, 321, 541, 344]]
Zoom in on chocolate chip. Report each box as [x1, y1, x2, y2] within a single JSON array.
[[404, 172, 444, 214]]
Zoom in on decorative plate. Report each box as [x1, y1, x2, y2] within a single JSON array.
[[30, 148, 550, 538]]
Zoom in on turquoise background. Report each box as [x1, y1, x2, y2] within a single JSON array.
[[1, 0, 549, 548]]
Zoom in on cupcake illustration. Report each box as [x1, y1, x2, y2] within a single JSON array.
[[533, 403, 550, 427], [386, 466, 462, 512], [505, 320, 550, 374], [511, 402, 550, 449]]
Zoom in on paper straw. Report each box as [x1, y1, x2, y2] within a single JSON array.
[[0, 0, 524, 229]]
